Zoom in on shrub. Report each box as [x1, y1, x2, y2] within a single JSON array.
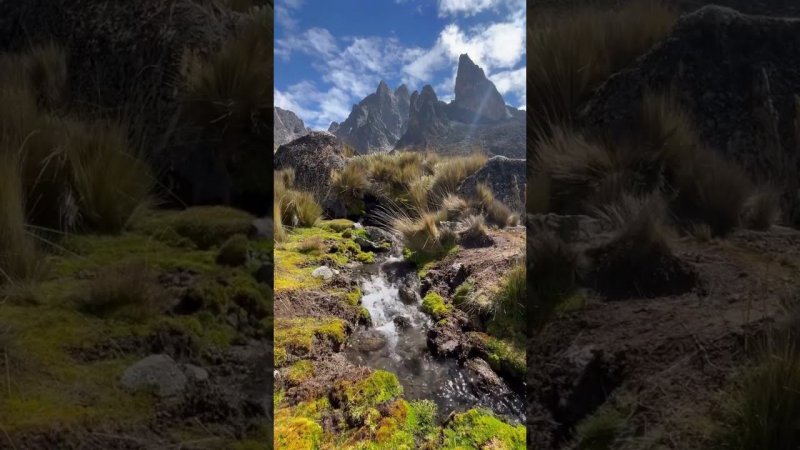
[[75, 260, 165, 320], [216, 234, 249, 266], [528, 0, 676, 128]]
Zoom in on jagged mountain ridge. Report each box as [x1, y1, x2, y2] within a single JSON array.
[[274, 107, 310, 150], [331, 53, 524, 157]]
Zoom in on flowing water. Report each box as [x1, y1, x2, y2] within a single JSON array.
[[344, 252, 525, 423]]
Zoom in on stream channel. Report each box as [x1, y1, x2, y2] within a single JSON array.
[[344, 245, 525, 423]]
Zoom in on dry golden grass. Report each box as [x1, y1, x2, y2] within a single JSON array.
[[75, 260, 165, 321], [529, 0, 677, 129], [0, 152, 43, 284]]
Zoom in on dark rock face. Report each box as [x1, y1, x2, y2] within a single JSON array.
[[458, 156, 526, 212], [332, 81, 412, 153], [395, 85, 452, 149], [580, 6, 800, 217], [452, 54, 510, 122], [274, 107, 309, 149], [274, 131, 347, 196]]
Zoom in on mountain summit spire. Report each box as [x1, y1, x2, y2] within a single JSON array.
[[453, 53, 509, 122]]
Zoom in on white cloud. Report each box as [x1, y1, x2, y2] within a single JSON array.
[[490, 67, 525, 97], [276, 0, 304, 31], [438, 0, 497, 16], [276, 82, 352, 131], [276, 27, 339, 60]]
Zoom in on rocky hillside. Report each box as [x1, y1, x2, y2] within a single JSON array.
[[529, 2, 800, 449], [274, 107, 309, 150]]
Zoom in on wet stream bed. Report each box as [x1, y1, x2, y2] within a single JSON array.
[[344, 252, 525, 423]]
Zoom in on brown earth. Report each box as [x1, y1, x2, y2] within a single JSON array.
[[528, 225, 800, 449]]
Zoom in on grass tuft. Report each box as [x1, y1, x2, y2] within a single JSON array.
[[75, 260, 165, 320]]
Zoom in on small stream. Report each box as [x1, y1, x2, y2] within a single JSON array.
[[344, 250, 525, 423]]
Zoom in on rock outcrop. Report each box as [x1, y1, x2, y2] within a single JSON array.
[[580, 6, 800, 218], [274, 107, 309, 149], [395, 85, 452, 149], [458, 156, 526, 212], [451, 54, 510, 122], [332, 81, 412, 153], [274, 131, 347, 196]]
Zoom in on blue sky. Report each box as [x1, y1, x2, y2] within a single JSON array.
[[275, 0, 526, 130]]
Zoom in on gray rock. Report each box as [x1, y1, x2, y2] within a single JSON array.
[[393, 316, 412, 330], [248, 217, 273, 240], [274, 107, 309, 149], [312, 266, 334, 281], [121, 354, 187, 398], [274, 131, 347, 198], [458, 156, 525, 213], [355, 235, 385, 253], [332, 81, 411, 154], [350, 330, 388, 352], [464, 358, 512, 397], [183, 363, 209, 382], [398, 286, 418, 305], [452, 54, 510, 122]]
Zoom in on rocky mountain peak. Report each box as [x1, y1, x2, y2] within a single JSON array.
[[330, 80, 411, 153], [452, 53, 509, 122], [273, 107, 309, 149]]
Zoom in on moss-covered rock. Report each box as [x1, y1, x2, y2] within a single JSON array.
[[286, 360, 315, 385], [133, 206, 254, 250], [333, 370, 404, 425], [216, 234, 249, 266], [421, 292, 451, 321], [274, 317, 346, 367], [274, 417, 323, 450], [441, 409, 525, 450]]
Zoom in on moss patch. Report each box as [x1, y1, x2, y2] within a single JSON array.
[[333, 370, 404, 424], [421, 292, 451, 321], [132, 206, 254, 250], [274, 317, 346, 367], [441, 409, 526, 449], [485, 337, 526, 383], [274, 417, 323, 450], [286, 360, 315, 385]]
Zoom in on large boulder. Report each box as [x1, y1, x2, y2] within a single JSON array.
[[274, 131, 347, 196], [580, 5, 800, 219], [458, 156, 525, 213]]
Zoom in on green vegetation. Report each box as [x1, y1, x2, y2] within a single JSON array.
[[216, 234, 250, 266], [334, 370, 404, 425], [475, 183, 516, 227], [421, 292, 451, 321], [274, 317, 346, 367], [74, 259, 164, 321], [286, 360, 315, 385], [572, 392, 636, 450], [133, 206, 254, 249], [441, 409, 526, 449], [529, 233, 579, 331], [394, 213, 457, 261]]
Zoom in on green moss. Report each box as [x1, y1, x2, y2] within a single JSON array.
[[441, 409, 526, 450], [421, 292, 451, 320], [356, 251, 375, 264], [453, 281, 474, 306], [321, 219, 355, 232], [216, 234, 249, 267], [359, 307, 371, 324], [274, 417, 323, 450], [132, 206, 254, 250], [275, 346, 287, 367], [345, 288, 362, 306], [334, 370, 404, 423], [286, 360, 315, 385], [274, 317, 346, 366], [485, 337, 526, 383], [405, 245, 459, 277], [274, 389, 285, 410]]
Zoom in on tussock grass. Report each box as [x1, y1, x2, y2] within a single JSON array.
[[742, 188, 780, 231], [529, 233, 579, 332], [275, 169, 323, 228], [429, 153, 487, 203], [529, 0, 676, 129], [76, 260, 165, 320], [442, 194, 469, 221], [216, 234, 249, 266], [0, 42, 68, 111], [182, 12, 271, 129], [331, 163, 370, 207], [475, 183, 514, 227], [487, 261, 526, 341], [394, 212, 456, 259], [459, 214, 491, 247], [0, 152, 43, 284], [718, 337, 800, 450]]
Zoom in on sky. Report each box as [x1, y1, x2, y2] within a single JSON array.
[[274, 0, 526, 130]]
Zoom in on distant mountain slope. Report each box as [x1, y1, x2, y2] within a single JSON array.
[[274, 107, 310, 149]]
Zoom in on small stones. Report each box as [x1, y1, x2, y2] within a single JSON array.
[[121, 354, 187, 398], [312, 266, 335, 280]]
